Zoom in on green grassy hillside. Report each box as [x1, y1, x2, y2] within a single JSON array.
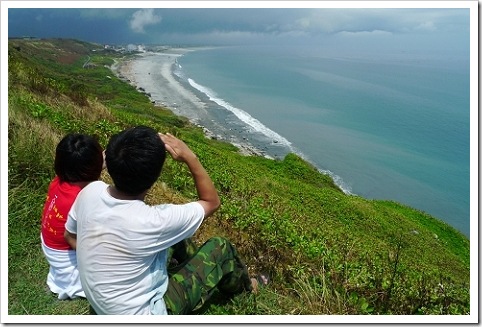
[[7, 38, 470, 316]]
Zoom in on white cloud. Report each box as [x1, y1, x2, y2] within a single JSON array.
[[293, 11, 355, 34], [414, 21, 436, 32], [282, 9, 466, 36], [337, 29, 393, 37], [129, 9, 161, 33]]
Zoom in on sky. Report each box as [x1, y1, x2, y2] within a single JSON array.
[[5, 3, 471, 56]]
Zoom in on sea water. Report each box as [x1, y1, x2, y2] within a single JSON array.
[[170, 45, 469, 237]]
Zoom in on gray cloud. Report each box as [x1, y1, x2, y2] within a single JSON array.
[[79, 8, 130, 20], [275, 9, 469, 36], [6, 7, 470, 50]]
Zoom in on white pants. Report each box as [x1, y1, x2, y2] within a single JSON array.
[[41, 235, 85, 300]]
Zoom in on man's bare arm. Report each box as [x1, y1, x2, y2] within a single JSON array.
[[64, 230, 77, 250], [159, 133, 220, 218]]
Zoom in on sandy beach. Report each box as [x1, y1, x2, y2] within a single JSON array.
[[113, 49, 205, 116], [111, 48, 273, 158]]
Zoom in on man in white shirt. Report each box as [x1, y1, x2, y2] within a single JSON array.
[[65, 126, 253, 314]]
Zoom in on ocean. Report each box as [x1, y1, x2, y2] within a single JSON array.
[[133, 45, 471, 237]]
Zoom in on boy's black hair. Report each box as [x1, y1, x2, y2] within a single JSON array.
[[55, 134, 103, 183], [106, 126, 166, 196]]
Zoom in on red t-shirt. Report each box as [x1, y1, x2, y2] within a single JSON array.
[[41, 176, 82, 250]]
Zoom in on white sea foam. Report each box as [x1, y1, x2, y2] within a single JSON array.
[[321, 169, 354, 195], [187, 78, 292, 148], [185, 77, 354, 195], [292, 151, 354, 195]]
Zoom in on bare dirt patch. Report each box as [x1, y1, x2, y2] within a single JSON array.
[[57, 53, 80, 64]]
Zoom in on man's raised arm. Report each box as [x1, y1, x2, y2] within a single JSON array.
[[159, 133, 220, 218]]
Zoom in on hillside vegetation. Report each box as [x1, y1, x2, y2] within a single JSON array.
[[7, 38, 470, 316]]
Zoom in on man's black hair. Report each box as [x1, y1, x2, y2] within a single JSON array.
[[106, 126, 166, 195], [55, 134, 103, 183]]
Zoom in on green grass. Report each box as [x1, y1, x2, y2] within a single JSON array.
[[7, 38, 470, 317]]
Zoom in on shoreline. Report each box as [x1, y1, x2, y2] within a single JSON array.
[[111, 49, 272, 158], [110, 49, 354, 194]]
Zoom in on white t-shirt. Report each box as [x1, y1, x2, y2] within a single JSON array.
[[65, 181, 205, 315]]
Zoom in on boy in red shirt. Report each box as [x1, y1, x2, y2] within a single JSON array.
[[40, 133, 103, 299]]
